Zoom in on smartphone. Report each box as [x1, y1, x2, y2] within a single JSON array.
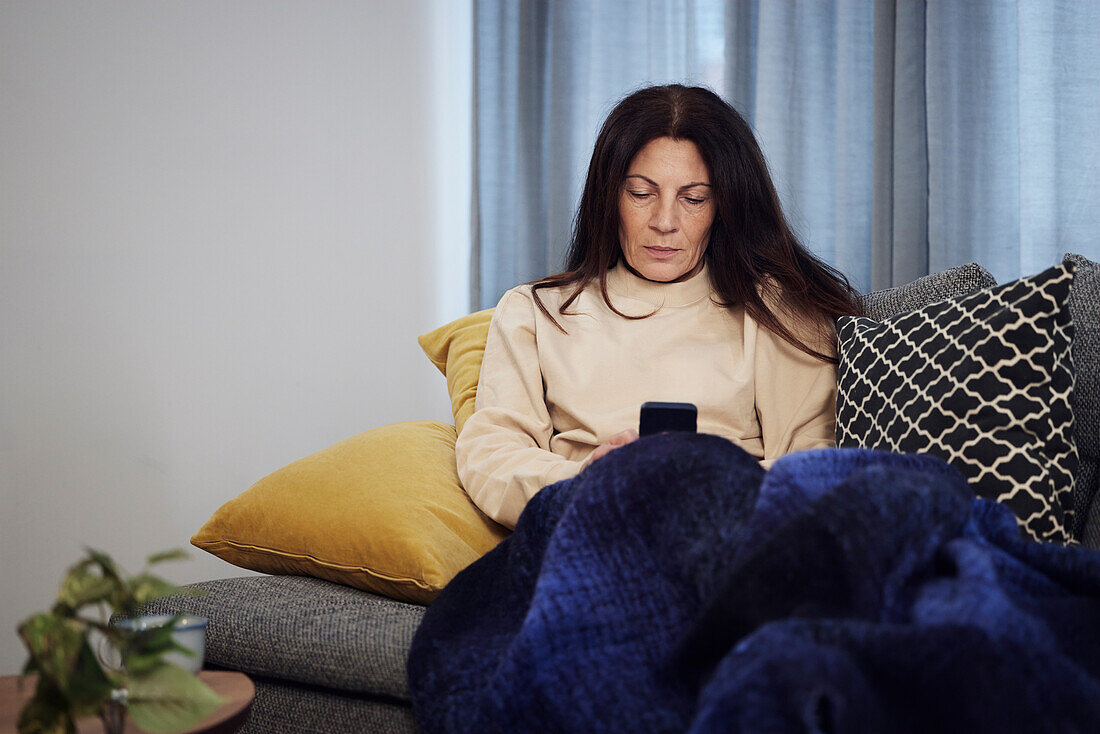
[[639, 401, 698, 436]]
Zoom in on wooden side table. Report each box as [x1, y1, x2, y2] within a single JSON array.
[[0, 671, 254, 734]]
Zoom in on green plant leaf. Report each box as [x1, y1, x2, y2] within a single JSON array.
[[127, 573, 182, 608], [77, 548, 130, 614], [114, 616, 178, 676], [124, 637, 192, 678], [17, 615, 84, 695], [56, 566, 116, 611], [82, 548, 122, 582], [124, 649, 167, 677], [65, 639, 117, 719], [127, 664, 225, 734], [17, 676, 72, 734], [123, 617, 179, 651], [145, 549, 189, 565]]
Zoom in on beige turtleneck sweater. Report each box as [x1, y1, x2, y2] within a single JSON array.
[[454, 263, 838, 528]]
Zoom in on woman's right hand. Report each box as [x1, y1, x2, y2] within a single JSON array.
[[582, 429, 640, 470]]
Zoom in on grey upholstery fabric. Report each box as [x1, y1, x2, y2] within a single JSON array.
[[1080, 462, 1100, 549], [1065, 253, 1100, 547], [238, 675, 419, 734], [144, 575, 426, 699], [859, 262, 997, 320]]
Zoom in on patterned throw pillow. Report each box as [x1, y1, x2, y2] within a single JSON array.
[[836, 264, 1079, 543]]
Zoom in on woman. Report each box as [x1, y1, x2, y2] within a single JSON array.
[[456, 84, 862, 528]]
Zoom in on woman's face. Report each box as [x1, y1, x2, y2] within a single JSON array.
[[618, 137, 715, 282]]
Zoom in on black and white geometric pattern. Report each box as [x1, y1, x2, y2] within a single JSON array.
[[836, 264, 1079, 543]]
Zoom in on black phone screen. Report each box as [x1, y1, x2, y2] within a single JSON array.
[[639, 401, 698, 436]]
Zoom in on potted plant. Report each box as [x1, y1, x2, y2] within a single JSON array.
[[16, 548, 223, 734]]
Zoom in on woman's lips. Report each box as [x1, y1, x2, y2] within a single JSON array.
[[644, 246, 680, 259]]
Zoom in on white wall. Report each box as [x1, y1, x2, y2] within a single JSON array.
[[0, 0, 472, 674]]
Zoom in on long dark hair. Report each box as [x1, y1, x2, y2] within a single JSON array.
[[531, 84, 862, 362]]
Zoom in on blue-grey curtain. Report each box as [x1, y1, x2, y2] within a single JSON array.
[[474, 0, 1100, 308], [924, 1, 1100, 284]]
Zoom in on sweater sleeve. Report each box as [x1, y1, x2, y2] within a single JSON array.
[[454, 288, 584, 528], [753, 307, 838, 468]]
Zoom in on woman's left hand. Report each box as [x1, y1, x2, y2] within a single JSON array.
[[581, 429, 640, 470]]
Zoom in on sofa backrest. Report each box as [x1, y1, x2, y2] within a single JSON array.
[[859, 262, 997, 321], [1065, 253, 1100, 546]]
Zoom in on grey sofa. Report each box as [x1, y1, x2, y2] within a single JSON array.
[[148, 575, 425, 733], [149, 254, 1100, 733]]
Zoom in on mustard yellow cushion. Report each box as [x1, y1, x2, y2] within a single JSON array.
[[418, 309, 494, 433], [191, 420, 509, 604]]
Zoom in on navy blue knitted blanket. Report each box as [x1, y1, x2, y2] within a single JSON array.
[[407, 434, 1100, 733]]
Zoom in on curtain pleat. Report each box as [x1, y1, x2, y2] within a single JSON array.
[[871, 0, 929, 290]]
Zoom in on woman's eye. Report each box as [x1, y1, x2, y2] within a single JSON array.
[[683, 197, 706, 205], [627, 191, 652, 200]]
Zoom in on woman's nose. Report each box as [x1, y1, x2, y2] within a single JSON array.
[[649, 196, 679, 233]]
